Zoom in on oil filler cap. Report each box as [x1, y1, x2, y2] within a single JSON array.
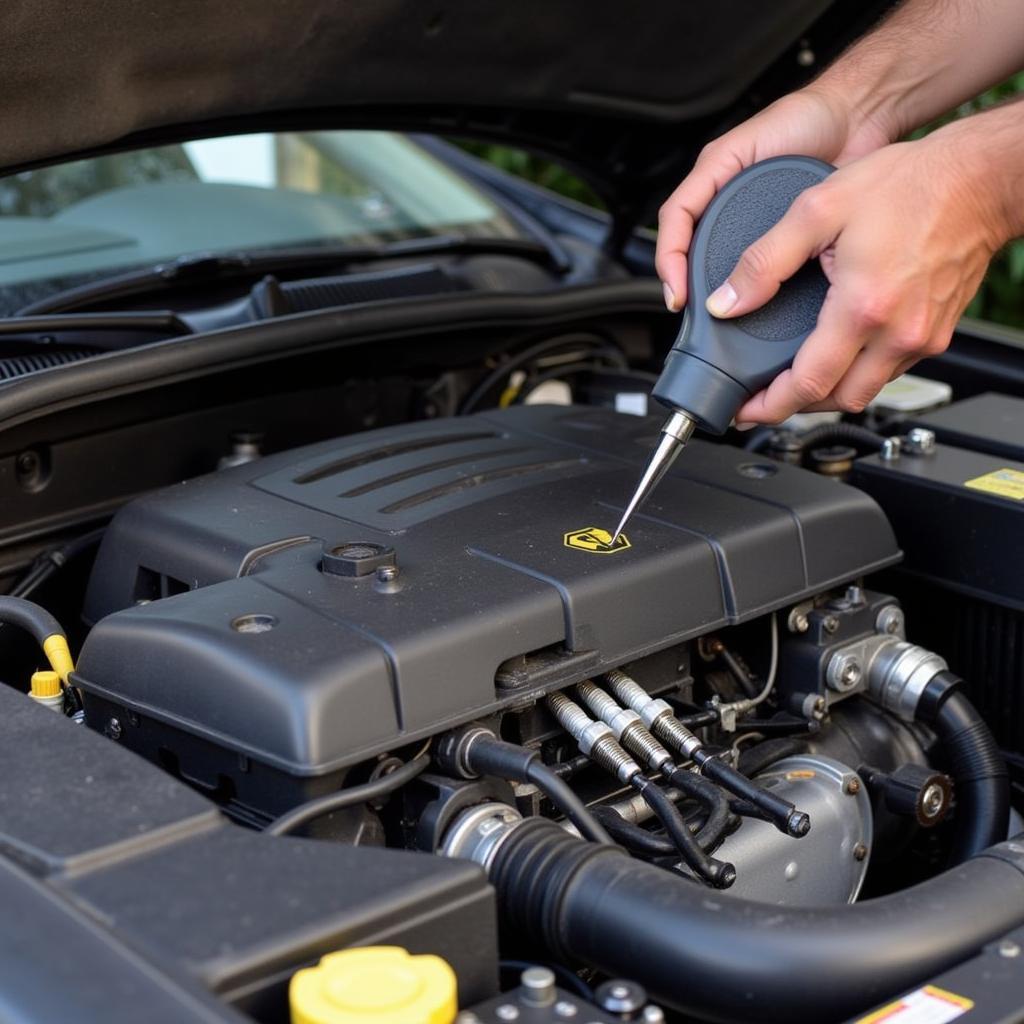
[[321, 541, 396, 578], [289, 946, 457, 1024]]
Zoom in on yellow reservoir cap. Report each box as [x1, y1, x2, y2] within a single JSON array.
[[30, 670, 62, 698], [290, 946, 457, 1024]]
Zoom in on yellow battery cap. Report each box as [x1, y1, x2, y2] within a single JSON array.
[[290, 946, 457, 1024], [30, 670, 62, 697]]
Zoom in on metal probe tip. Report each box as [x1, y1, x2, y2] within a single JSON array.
[[611, 411, 696, 544]]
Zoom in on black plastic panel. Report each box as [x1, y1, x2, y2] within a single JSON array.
[[76, 406, 899, 793], [0, 685, 498, 1021]]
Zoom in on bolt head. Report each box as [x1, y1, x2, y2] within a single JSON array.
[[853, 842, 868, 861], [845, 777, 861, 795], [495, 1004, 520, 1021], [104, 717, 122, 741], [905, 427, 937, 455], [921, 783, 946, 819], [999, 939, 1021, 959], [823, 614, 840, 634], [376, 564, 400, 583], [876, 606, 904, 636]]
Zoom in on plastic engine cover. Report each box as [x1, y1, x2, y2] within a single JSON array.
[[76, 406, 899, 807]]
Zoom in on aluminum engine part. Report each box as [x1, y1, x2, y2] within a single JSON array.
[[698, 754, 872, 905]]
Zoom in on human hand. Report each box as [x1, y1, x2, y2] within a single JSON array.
[[656, 86, 895, 312], [702, 122, 1008, 424]]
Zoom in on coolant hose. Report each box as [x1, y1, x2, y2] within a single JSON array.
[[488, 817, 1024, 1024], [919, 673, 1009, 862], [0, 595, 74, 682]]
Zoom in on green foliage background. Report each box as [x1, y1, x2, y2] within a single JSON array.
[[461, 76, 1024, 329]]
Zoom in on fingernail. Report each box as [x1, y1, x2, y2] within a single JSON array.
[[735, 421, 756, 432], [706, 281, 738, 316], [663, 282, 678, 311]]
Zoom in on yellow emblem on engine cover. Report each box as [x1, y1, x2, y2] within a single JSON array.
[[563, 526, 631, 554]]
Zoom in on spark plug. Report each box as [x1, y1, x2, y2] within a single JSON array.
[[603, 669, 703, 760], [547, 691, 642, 785], [546, 692, 736, 888], [600, 670, 810, 839], [576, 680, 674, 773]]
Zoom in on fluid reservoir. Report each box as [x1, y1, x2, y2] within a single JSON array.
[[289, 945, 457, 1024]]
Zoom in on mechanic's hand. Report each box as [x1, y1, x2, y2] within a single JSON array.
[[708, 130, 1003, 424], [656, 87, 894, 312]]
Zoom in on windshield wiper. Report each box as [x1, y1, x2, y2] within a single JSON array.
[[17, 235, 569, 317], [0, 311, 191, 350]]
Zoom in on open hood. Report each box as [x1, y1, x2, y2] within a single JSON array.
[[6, 1, 893, 233]]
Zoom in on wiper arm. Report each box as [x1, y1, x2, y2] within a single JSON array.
[[0, 311, 191, 350], [17, 235, 568, 317]]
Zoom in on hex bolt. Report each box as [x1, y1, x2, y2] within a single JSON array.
[[827, 653, 863, 693], [788, 606, 810, 633], [905, 427, 937, 456], [880, 437, 902, 461], [876, 606, 905, 636], [845, 777, 861, 796], [376, 564, 400, 583], [853, 843, 868, 861]]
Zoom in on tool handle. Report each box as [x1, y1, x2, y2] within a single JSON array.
[[653, 156, 834, 433]]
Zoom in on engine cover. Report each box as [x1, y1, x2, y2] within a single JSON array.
[[76, 405, 899, 813]]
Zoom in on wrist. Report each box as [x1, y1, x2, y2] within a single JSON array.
[[809, 57, 908, 146], [929, 101, 1024, 249]]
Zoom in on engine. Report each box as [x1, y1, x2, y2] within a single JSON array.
[[42, 403, 1014, 1022]]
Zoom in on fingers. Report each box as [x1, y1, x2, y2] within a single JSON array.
[[656, 146, 745, 311], [733, 291, 864, 423], [706, 186, 841, 318]]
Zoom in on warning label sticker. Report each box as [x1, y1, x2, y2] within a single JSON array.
[[964, 466, 1024, 501], [563, 527, 630, 554], [854, 985, 974, 1024]]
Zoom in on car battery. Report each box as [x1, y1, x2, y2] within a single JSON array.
[[853, 442, 1024, 754], [908, 391, 1024, 463]]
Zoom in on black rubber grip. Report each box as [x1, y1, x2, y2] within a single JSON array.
[[653, 156, 834, 433]]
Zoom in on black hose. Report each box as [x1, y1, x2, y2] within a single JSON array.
[[524, 759, 614, 846], [592, 807, 677, 858], [693, 750, 810, 838], [666, 767, 736, 852], [489, 817, 1024, 1024], [453, 731, 613, 845], [0, 595, 66, 643], [265, 754, 430, 836], [10, 528, 105, 599], [918, 674, 1009, 863], [797, 421, 887, 452], [631, 775, 735, 888], [745, 422, 887, 456], [737, 737, 805, 778]]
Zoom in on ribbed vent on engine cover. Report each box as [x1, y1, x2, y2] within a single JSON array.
[[256, 427, 591, 528]]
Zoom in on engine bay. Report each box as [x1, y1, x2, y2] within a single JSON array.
[[2, 309, 1024, 1024]]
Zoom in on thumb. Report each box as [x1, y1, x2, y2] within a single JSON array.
[[706, 185, 840, 319]]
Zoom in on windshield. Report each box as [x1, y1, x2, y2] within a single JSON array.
[[0, 131, 521, 312]]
